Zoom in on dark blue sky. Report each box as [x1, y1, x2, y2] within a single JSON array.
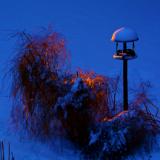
[[0, 0, 160, 104]]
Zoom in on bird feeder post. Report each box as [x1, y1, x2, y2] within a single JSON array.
[[111, 27, 139, 111], [123, 57, 128, 110], [123, 42, 128, 110]]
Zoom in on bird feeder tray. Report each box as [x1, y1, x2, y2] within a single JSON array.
[[113, 53, 137, 60], [113, 49, 137, 60]]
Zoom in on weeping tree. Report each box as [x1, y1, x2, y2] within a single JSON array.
[[11, 29, 71, 137]]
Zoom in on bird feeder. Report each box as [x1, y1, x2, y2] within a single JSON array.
[[111, 27, 139, 111], [111, 27, 138, 60]]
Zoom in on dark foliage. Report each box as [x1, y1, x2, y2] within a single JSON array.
[[55, 82, 92, 147], [53, 71, 123, 148], [83, 109, 160, 160]]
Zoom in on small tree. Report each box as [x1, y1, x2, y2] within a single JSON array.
[[11, 29, 70, 137]]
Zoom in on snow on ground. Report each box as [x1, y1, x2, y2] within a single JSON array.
[[0, 97, 80, 160], [0, 96, 160, 160]]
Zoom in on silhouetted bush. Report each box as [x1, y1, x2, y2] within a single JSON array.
[[54, 71, 122, 148], [54, 77, 93, 147], [83, 108, 159, 160]]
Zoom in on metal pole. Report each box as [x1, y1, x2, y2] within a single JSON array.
[[123, 42, 128, 110]]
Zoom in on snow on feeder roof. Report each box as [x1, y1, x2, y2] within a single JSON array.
[[111, 27, 139, 42]]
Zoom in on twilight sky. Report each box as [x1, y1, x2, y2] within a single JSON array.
[[0, 0, 160, 105]]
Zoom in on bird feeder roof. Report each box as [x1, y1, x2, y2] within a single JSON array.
[[111, 27, 139, 42]]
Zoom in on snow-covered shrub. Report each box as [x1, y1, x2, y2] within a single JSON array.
[[54, 77, 94, 147], [83, 109, 160, 160], [54, 71, 119, 147], [73, 70, 121, 121]]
